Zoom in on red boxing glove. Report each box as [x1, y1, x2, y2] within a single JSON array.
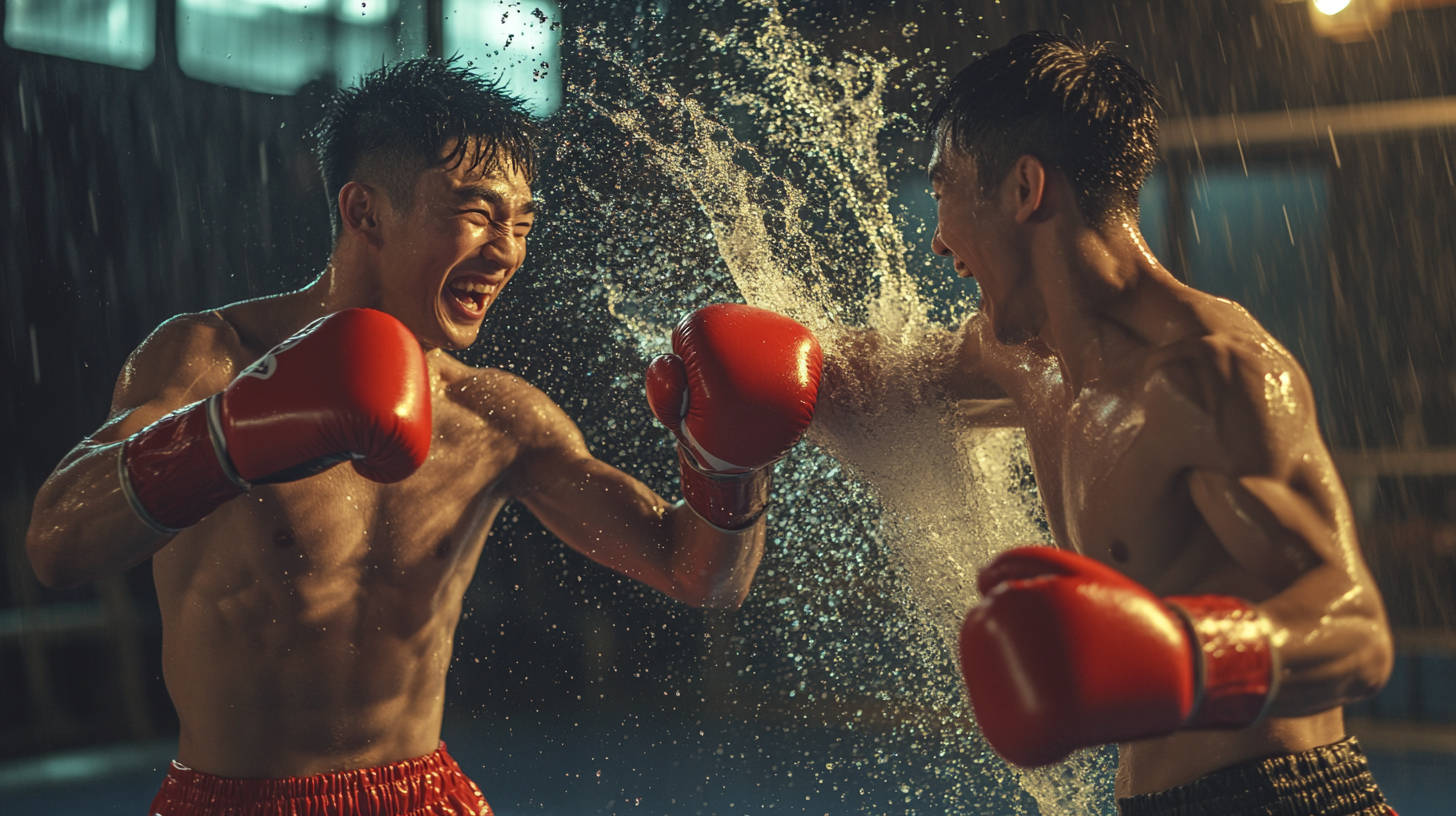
[[959, 546, 1278, 768], [119, 309, 432, 533], [644, 304, 822, 530]]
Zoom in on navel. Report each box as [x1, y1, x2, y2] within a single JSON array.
[[274, 528, 297, 549], [435, 537, 453, 560]]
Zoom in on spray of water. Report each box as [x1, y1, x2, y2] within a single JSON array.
[[531, 3, 1118, 811]]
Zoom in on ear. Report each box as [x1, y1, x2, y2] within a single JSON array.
[[338, 181, 386, 249], [1010, 155, 1048, 224]]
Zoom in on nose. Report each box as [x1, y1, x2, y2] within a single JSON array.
[[931, 224, 951, 257], [482, 222, 526, 262], [930, 224, 973, 278]]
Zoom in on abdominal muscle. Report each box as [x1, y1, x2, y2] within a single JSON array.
[[1117, 709, 1347, 798], [152, 464, 497, 779]]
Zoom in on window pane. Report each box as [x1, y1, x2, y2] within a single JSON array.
[[443, 0, 562, 118], [177, 0, 427, 95], [335, 1, 428, 90], [4, 0, 156, 70], [177, 0, 331, 95]]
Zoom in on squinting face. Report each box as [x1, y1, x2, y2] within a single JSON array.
[[376, 147, 535, 351], [929, 146, 1034, 344]]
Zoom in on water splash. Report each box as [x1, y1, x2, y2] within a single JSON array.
[[539, 4, 1116, 812]]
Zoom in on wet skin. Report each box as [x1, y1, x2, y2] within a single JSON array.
[[26, 148, 766, 778], [832, 147, 1392, 797]]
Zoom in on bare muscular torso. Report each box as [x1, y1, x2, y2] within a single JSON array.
[[953, 284, 1356, 796], [152, 296, 540, 776]]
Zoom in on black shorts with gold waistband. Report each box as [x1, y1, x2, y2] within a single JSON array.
[[1117, 736, 1392, 816]]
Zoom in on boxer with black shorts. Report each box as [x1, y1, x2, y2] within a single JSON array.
[[26, 59, 821, 816], [824, 33, 1395, 816]]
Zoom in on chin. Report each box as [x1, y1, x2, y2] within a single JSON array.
[[421, 309, 483, 351], [441, 323, 484, 351], [425, 331, 472, 352]]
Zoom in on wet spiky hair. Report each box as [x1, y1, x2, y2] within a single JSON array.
[[927, 31, 1160, 228], [312, 57, 541, 239]]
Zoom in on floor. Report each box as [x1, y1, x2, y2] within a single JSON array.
[[3, 712, 1451, 815]]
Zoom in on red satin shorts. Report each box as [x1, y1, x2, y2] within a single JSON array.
[[148, 742, 491, 815]]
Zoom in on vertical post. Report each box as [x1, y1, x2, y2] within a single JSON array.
[[3, 492, 74, 746], [1409, 646, 1424, 721], [155, 0, 177, 75], [427, 0, 445, 59]]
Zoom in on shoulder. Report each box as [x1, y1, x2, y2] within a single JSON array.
[[134, 310, 241, 363], [439, 356, 585, 452], [1140, 319, 1315, 475], [113, 310, 246, 413]]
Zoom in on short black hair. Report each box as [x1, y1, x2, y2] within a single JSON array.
[[312, 57, 541, 239], [927, 32, 1159, 228]]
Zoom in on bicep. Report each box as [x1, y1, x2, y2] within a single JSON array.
[[817, 327, 884, 412], [514, 443, 679, 580], [505, 398, 673, 566], [520, 448, 667, 526]]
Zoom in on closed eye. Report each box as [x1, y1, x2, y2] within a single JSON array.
[[465, 210, 532, 229]]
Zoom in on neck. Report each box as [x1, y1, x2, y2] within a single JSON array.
[[259, 242, 392, 345], [1032, 217, 1176, 390], [316, 237, 386, 309]]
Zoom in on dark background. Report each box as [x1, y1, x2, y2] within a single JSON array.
[[2, 0, 1454, 807]]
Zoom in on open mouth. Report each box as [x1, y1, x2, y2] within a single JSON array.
[[444, 276, 500, 319]]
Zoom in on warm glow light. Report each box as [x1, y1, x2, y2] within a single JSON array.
[[1314, 0, 1354, 14]]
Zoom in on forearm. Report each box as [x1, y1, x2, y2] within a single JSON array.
[[665, 502, 766, 609], [27, 442, 171, 588], [820, 321, 1007, 414], [1260, 565, 1393, 718]]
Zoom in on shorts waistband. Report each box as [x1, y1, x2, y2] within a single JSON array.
[[1117, 736, 1388, 816], [151, 742, 490, 816]]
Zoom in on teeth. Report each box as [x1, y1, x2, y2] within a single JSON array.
[[450, 280, 494, 295]]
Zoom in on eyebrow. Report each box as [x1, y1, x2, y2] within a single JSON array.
[[455, 185, 538, 215], [927, 162, 943, 184]]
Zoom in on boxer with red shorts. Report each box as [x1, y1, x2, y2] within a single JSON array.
[[821, 33, 1396, 814], [27, 59, 821, 816]]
